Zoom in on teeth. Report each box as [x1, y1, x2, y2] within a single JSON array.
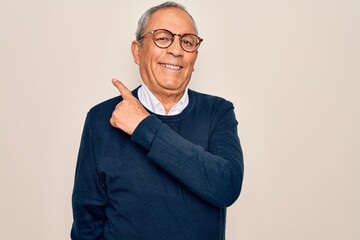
[[161, 64, 181, 70]]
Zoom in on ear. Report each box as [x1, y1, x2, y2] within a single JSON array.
[[131, 40, 141, 65]]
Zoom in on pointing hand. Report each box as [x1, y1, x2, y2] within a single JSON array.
[[110, 78, 150, 135]]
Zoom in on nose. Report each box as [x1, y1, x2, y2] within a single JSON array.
[[166, 35, 184, 57]]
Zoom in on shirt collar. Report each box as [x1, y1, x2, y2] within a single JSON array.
[[137, 83, 189, 116]]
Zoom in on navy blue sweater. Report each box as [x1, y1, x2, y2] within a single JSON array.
[[71, 88, 244, 240]]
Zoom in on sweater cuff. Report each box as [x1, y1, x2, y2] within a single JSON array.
[[131, 115, 162, 150]]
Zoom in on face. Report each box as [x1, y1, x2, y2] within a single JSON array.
[[132, 8, 199, 100]]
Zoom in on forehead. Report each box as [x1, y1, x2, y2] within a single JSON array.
[[146, 8, 196, 33]]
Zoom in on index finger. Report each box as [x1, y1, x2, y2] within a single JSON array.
[[112, 78, 133, 99]]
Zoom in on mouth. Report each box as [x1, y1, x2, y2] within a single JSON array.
[[160, 63, 183, 70]]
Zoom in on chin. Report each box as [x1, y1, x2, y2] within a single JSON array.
[[164, 83, 186, 91]]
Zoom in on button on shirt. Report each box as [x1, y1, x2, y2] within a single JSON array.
[[137, 84, 189, 116]]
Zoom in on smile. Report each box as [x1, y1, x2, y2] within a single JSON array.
[[160, 63, 183, 70]]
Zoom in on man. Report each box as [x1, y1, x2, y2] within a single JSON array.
[[71, 1, 244, 240]]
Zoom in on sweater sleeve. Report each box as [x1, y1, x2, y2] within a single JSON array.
[[71, 113, 107, 240], [131, 102, 244, 208]]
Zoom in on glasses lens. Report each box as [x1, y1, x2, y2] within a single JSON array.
[[153, 30, 173, 48], [181, 34, 200, 52]]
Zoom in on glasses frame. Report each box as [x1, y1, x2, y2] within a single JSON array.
[[138, 29, 203, 53]]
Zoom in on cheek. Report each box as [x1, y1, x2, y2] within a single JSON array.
[[186, 54, 198, 68], [140, 51, 161, 69], [139, 54, 153, 71]]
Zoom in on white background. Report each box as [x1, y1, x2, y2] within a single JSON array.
[[1, 0, 359, 239]]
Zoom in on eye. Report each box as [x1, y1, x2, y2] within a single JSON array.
[[154, 31, 173, 43], [182, 39, 193, 46], [156, 37, 171, 42], [182, 35, 198, 46]]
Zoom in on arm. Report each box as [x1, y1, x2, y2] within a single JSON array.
[[71, 114, 107, 240], [131, 104, 244, 208]]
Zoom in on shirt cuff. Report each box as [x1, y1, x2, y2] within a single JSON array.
[[131, 115, 162, 150]]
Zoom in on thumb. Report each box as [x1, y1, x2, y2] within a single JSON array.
[[112, 78, 133, 99]]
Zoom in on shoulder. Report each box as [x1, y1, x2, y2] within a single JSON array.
[[187, 89, 238, 133], [189, 89, 234, 114], [87, 96, 122, 120], [86, 87, 139, 120]]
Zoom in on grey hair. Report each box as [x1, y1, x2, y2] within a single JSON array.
[[135, 1, 198, 44]]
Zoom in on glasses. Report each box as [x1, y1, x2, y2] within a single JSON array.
[[138, 29, 203, 53]]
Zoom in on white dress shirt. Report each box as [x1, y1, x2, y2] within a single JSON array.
[[137, 83, 189, 116]]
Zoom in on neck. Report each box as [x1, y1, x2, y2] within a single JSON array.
[[154, 92, 184, 114], [139, 83, 188, 115]]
